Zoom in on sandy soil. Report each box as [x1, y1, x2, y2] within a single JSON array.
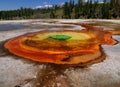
[[0, 19, 120, 87]]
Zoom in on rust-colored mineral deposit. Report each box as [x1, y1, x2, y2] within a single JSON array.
[[4, 24, 120, 66]]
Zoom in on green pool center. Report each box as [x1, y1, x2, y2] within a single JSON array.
[[48, 35, 72, 41]]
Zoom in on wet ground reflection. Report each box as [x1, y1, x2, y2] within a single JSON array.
[[0, 22, 75, 31], [0, 24, 27, 31]]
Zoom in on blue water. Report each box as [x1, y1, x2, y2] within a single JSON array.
[[0, 24, 27, 31]]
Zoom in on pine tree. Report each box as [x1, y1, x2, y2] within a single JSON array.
[[74, 4, 79, 18], [50, 10, 56, 18], [114, 0, 120, 18], [93, 0, 99, 18], [78, 0, 83, 18], [69, 0, 74, 12], [101, 0, 109, 18], [63, 2, 71, 18]]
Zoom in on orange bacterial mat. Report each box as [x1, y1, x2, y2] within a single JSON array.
[[4, 24, 120, 66]]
